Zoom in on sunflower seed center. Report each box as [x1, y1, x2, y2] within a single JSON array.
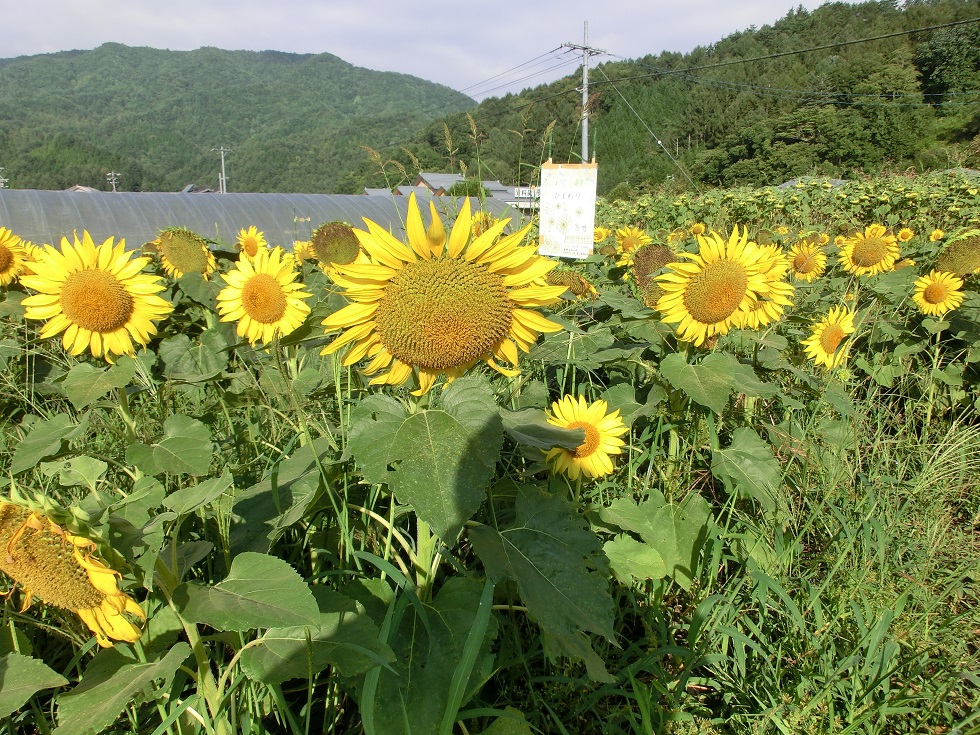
[[682, 259, 749, 325], [374, 257, 513, 370], [241, 273, 287, 324], [923, 282, 950, 305], [820, 324, 846, 355], [567, 421, 600, 458], [60, 270, 135, 333]]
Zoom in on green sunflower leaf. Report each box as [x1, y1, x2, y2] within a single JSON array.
[[61, 357, 137, 410], [240, 587, 394, 684], [10, 413, 79, 475], [174, 552, 319, 631], [470, 485, 615, 642], [711, 427, 786, 517], [54, 644, 190, 735], [659, 352, 735, 414], [0, 653, 68, 719], [125, 413, 213, 476]]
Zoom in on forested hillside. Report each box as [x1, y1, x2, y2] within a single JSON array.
[[0, 44, 474, 192], [372, 0, 980, 194]]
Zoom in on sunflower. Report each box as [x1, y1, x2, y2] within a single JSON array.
[[802, 305, 855, 369], [320, 194, 566, 395], [838, 224, 899, 276], [912, 270, 965, 316], [0, 227, 28, 286], [311, 221, 361, 268], [236, 226, 268, 258], [929, 228, 945, 242], [546, 268, 598, 299], [593, 226, 612, 244], [293, 240, 316, 266], [621, 244, 676, 290], [615, 227, 652, 254], [787, 241, 828, 282], [544, 395, 629, 481], [216, 246, 312, 346], [742, 245, 795, 329], [153, 227, 217, 279], [655, 226, 778, 346], [0, 501, 144, 647], [21, 232, 174, 361], [689, 222, 706, 237], [897, 227, 915, 243], [935, 234, 980, 277]]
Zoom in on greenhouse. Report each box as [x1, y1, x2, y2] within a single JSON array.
[[0, 189, 520, 249]]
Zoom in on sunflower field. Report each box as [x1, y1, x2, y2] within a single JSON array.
[[0, 171, 978, 735]]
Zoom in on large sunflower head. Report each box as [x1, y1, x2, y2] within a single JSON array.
[[838, 224, 900, 276], [311, 221, 361, 268], [544, 395, 629, 481], [216, 246, 312, 347], [802, 305, 855, 370], [20, 231, 174, 362], [320, 194, 566, 395], [912, 270, 965, 317], [655, 226, 776, 346], [0, 227, 28, 286], [787, 241, 828, 282], [615, 226, 652, 254], [0, 500, 144, 647], [153, 227, 217, 280], [236, 226, 268, 258], [935, 234, 980, 277]]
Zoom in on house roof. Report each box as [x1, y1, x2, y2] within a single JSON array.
[[413, 172, 464, 193]]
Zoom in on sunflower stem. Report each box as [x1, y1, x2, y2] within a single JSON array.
[[116, 386, 138, 444], [415, 518, 438, 600]]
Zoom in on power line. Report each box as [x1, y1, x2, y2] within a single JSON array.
[[466, 54, 581, 99], [600, 16, 980, 83], [458, 47, 565, 94]]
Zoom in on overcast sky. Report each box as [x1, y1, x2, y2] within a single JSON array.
[[6, 0, 841, 100]]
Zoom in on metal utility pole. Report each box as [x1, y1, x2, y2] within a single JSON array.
[[106, 171, 120, 192], [212, 146, 231, 193], [563, 23, 604, 162]]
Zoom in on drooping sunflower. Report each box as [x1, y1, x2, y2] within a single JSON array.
[[0, 226, 28, 286], [655, 226, 778, 346], [615, 226, 652, 254], [838, 224, 900, 276], [0, 501, 144, 647], [935, 234, 980, 277], [546, 268, 598, 299], [802, 305, 855, 370], [620, 244, 676, 290], [311, 221, 361, 269], [320, 194, 566, 395], [787, 241, 828, 282], [21, 232, 174, 361], [912, 270, 965, 316], [236, 226, 268, 258], [216, 246, 312, 346], [544, 395, 629, 481], [897, 227, 915, 243], [152, 227, 217, 279]]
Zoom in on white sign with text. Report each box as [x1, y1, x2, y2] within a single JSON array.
[[537, 160, 597, 259]]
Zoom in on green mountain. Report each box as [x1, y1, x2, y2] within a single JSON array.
[[374, 0, 980, 194], [0, 43, 475, 192]]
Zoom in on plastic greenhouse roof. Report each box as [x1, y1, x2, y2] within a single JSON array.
[[0, 190, 522, 250]]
